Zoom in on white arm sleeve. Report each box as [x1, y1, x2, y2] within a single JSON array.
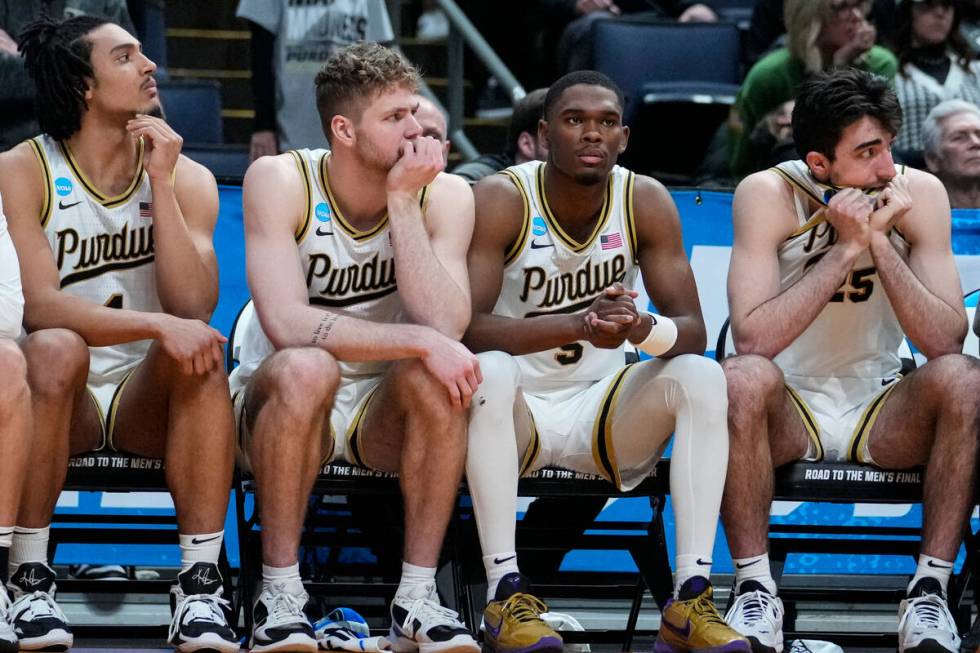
[[0, 193, 24, 339]]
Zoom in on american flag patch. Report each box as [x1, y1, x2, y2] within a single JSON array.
[[600, 232, 623, 250], [139, 202, 153, 218]]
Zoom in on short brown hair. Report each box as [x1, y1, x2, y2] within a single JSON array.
[[314, 42, 420, 144]]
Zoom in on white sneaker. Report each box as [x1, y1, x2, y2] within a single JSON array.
[[724, 581, 784, 653], [898, 578, 960, 653], [388, 582, 479, 653], [250, 579, 316, 653], [168, 562, 240, 653], [8, 562, 72, 651], [0, 585, 17, 653]]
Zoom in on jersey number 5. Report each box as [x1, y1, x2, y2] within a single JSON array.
[[555, 343, 583, 366]]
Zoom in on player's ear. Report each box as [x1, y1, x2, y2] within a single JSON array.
[[618, 124, 629, 154], [331, 115, 355, 146], [538, 118, 550, 151], [805, 151, 831, 181]]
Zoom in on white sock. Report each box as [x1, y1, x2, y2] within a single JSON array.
[[262, 562, 303, 592], [674, 553, 712, 592], [466, 353, 522, 591], [733, 553, 777, 595], [908, 554, 953, 594], [484, 551, 519, 603], [178, 530, 223, 572], [9, 525, 49, 578], [397, 561, 436, 598]]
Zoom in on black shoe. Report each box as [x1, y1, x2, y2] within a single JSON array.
[[8, 562, 72, 651], [168, 562, 239, 653]]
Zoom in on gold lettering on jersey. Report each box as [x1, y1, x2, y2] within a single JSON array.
[[801, 222, 838, 254], [520, 254, 626, 308], [55, 224, 155, 272], [306, 252, 396, 297]]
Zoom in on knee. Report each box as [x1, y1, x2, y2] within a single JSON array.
[[722, 354, 783, 407], [21, 328, 89, 397], [261, 347, 340, 417], [662, 354, 727, 401], [474, 351, 520, 406], [0, 340, 29, 412], [391, 359, 459, 422], [923, 354, 980, 413]]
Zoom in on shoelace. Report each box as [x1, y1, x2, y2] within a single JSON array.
[[13, 591, 67, 622], [732, 591, 778, 626], [266, 589, 308, 625], [401, 597, 465, 634], [902, 594, 955, 632], [692, 594, 727, 626], [502, 593, 549, 623], [168, 593, 231, 643]]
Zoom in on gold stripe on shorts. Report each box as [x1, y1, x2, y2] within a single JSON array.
[[785, 385, 824, 462], [105, 368, 140, 451], [518, 408, 540, 477], [591, 365, 635, 489], [848, 379, 900, 464], [86, 386, 107, 450], [346, 387, 379, 468]]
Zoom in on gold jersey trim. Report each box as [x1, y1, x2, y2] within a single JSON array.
[[318, 152, 389, 242], [347, 386, 380, 468], [290, 150, 313, 242], [27, 138, 53, 228], [847, 376, 901, 463], [591, 364, 635, 489], [501, 169, 531, 266], [535, 163, 613, 253], [785, 384, 823, 462], [624, 171, 639, 265], [59, 139, 145, 209]]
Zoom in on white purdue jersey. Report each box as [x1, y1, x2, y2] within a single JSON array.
[[770, 160, 909, 379], [493, 161, 639, 391], [232, 149, 418, 386], [28, 135, 159, 381]]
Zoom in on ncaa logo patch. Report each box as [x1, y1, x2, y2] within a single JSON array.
[[532, 216, 547, 236], [54, 177, 73, 197], [315, 203, 331, 222]]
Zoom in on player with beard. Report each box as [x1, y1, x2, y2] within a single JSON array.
[[463, 70, 749, 653], [721, 69, 980, 653], [0, 15, 237, 653], [229, 42, 482, 653]]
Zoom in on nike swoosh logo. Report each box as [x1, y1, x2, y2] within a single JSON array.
[[316, 227, 333, 236], [663, 617, 691, 638], [696, 558, 712, 566], [927, 560, 952, 569], [735, 560, 761, 569], [191, 535, 221, 545], [530, 241, 554, 249], [58, 200, 82, 210], [882, 378, 895, 386], [493, 555, 516, 565], [487, 620, 503, 638]]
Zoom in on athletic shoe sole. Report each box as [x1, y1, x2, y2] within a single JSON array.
[[249, 632, 318, 653], [488, 635, 564, 653], [174, 632, 242, 653], [746, 636, 783, 653], [654, 637, 755, 653], [902, 638, 961, 653], [388, 632, 481, 653], [18, 628, 73, 651]]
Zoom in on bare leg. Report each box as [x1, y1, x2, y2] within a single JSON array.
[[359, 359, 468, 568], [109, 342, 236, 534], [864, 354, 980, 561], [242, 348, 339, 567], [720, 354, 809, 560], [19, 329, 100, 528]]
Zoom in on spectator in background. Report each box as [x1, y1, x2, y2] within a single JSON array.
[[730, 0, 897, 176], [415, 95, 451, 165], [0, 0, 134, 152], [961, 0, 980, 53], [452, 88, 549, 184], [744, 0, 897, 67], [550, 0, 719, 73], [237, 0, 394, 159], [892, 0, 980, 156], [924, 99, 980, 207]]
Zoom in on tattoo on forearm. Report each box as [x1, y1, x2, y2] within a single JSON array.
[[311, 313, 339, 345]]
